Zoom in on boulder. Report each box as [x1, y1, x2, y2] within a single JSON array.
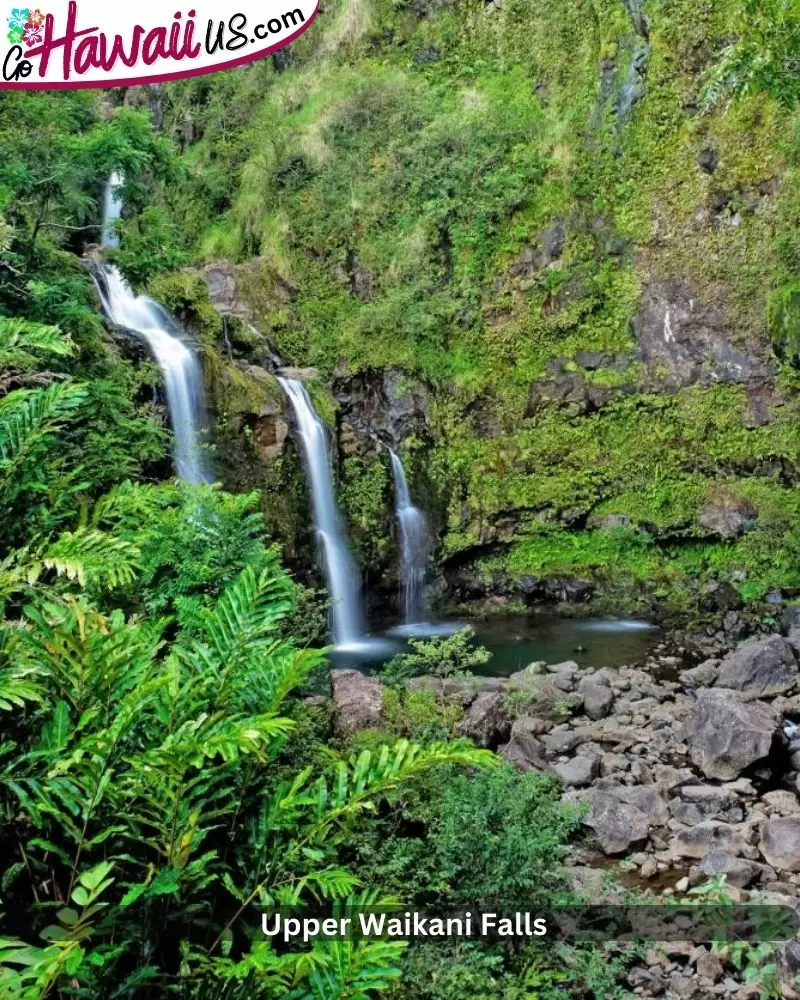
[[585, 783, 668, 855], [670, 822, 748, 860], [554, 755, 600, 788], [759, 817, 800, 872], [543, 730, 584, 755], [715, 635, 798, 699], [456, 692, 510, 748], [698, 498, 756, 541], [697, 850, 760, 888], [760, 790, 800, 816], [777, 941, 800, 992], [680, 661, 719, 688], [498, 728, 552, 772], [580, 678, 615, 720], [695, 951, 724, 984], [407, 675, 505, 706], [685, 691, 781, 780], [331, 670, 384, 737]]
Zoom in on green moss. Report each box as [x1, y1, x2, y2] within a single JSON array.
[[146, 272, 222, 346], [768, 282, 800, 360], [157, 0, 800, 606], [340, 453, 392, 570]]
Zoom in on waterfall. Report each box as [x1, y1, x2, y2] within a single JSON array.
[[102, 171, 124, 247], [279, 378, 365, 649], [94, 175, 211, 485], [390, 450, 430, 625]]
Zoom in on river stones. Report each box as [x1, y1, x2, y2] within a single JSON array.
[[456, 691, 510, 748], [759, 817, 800, 872], [685, 691, 781, 780], [581, 782, 668, 855], [715, 635, 798, 699]]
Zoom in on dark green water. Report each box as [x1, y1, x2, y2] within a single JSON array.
[[327, 615, 660, 675]]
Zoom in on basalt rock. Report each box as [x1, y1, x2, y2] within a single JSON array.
[[331, 670, 384, 737], [685, 691, 781, 780], [525, 372, 613, 417], [582, 782, 668, 855], [698, 495, 757, 540], [554, 754, 600, 787], [759, 817, 800, 872], [670, 821, 748, 860], [456, 691, 510, 748], [715, 635, 798, 700], [500, 726, 553, 773], [508, 220, 565, 280], [697, 850, 761, 888], [579, 678, 615, 720], [199, 258, 298, 326], [632, 280, 774, 390], [333, 368, 430, 449]]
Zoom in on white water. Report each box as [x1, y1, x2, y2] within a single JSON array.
[[96, 176, 211, 485], [279, 378, 365, 649], [390, 450, 431, 626], [102, 171, 124, 247]]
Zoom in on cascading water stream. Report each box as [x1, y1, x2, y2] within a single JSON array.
[[390, 450, 430, 626], [279, 378, 365, 649], [95, 175, 211, 485], [102, 171, 124, 247]]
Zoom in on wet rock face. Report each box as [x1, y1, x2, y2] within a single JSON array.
[[331, 251, 373, 302], [685, 691, 781, 780], [333, 368, 430, 449], [632, 280, 774, 390], [252, 411, 289, 463], [508, 220, 565, 280]]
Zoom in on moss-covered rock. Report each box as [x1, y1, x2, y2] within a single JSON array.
[[156, 0, 800, 610]]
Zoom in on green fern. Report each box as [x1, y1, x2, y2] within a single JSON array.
[[0, 316, 76, 369], [0, 382, 88, 495]]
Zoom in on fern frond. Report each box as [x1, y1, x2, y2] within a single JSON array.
[[304, 740, 498, 829], [0, 381, 88, 473], [0, 667, 43, 712], [189, 565, 294, 674], [28, 529, 140, 589], [0, 316, 76, 369]]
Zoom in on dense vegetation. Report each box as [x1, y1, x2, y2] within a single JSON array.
[[144, 0, 800, 610], [1, 0, 799, 995]]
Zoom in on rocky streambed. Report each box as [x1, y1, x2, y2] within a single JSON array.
[[327, 620, 800, 999]]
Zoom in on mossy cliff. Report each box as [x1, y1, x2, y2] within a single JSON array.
[[150, 0, 800, 611]]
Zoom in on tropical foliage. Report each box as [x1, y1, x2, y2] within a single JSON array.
[[0, 317, 497, 998]]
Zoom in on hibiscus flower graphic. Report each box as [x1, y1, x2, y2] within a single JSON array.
[[7, 7, 30, 31], [6, 24, 23, 43], [27, 7, 44, 26], [22, 21, 41, 44]]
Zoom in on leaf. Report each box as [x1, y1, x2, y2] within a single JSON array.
[[71, 886, 90, 907], [78, 860, 114, 893]]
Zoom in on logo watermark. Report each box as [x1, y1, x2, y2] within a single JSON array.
[[1, 0, 317, 89]]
